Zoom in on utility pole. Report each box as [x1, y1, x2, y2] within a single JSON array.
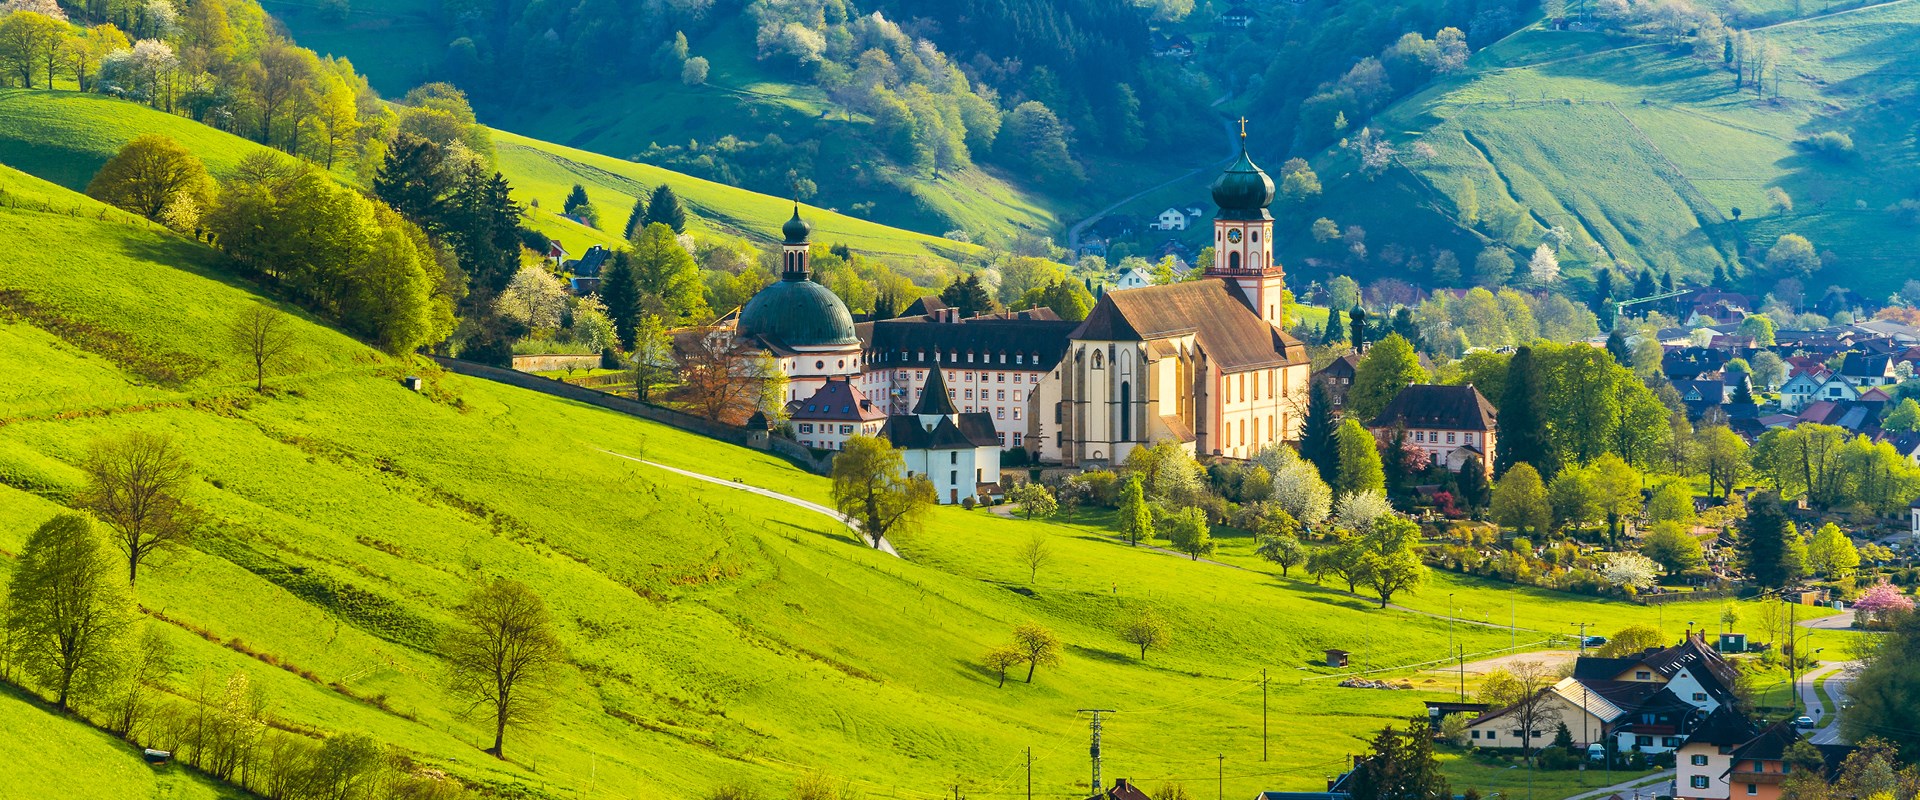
[[1510, 595, 1516, 650], [1573, 621, 1592, 654], [1261, 669, 1269, 761], [1026, 747, 1033, 800], [1080, 709, 1115, 796], [1217, 754, 1224, 800]]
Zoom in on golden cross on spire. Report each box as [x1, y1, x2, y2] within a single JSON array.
[[1237, 117, 1249, 138]]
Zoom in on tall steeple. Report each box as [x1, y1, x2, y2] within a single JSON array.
[[1207, 122, 1286, 328], [781, 204, 812, 280]]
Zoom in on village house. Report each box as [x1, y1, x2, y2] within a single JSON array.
[[1367, 384, 1498, 475], [1114, 266, 1154, 290], [1313, 354, 1360, 411], [1719, 723, 1808, 800], [879, 367, 1003, 505], [1150, 206, 1207, 231], [1467, 635, 1742, 757], [1050, 131, 1312, 465], [1673, 708, 1760, 800], [786, 378, 886, 451], [1837, 352, 1896, 388]]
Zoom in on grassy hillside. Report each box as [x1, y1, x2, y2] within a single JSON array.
[[0, 89, 975, 265], [0, 162, 1809, 799], [493, 128, 983, 263], [1283, 0, 1920, 294]]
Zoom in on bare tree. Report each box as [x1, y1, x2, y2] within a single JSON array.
[[443, 577, 566, 759], [80, 431, 194, 586], [1018, 531, 1052, 583], [228, 304, 295, 392], [674, 328, 785, 423], [1479, 660, 1563, 763], [1118, 607, 1169, 660]]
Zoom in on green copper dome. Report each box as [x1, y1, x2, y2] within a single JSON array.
[[783, 206, 812, 245], [738, 277, 858, 348], [1211, 138, 1274, 221]]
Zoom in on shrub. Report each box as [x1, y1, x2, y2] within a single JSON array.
[[1797, 131, 1855, 159]]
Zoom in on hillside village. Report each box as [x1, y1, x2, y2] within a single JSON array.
[[7, 0, 1920, 796]]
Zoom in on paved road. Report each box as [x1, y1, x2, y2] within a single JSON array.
[[1798, 609, 1856, 630], [598, 449, 900, 558], [1797, 661, 1854, 745], [1563, 769, 1675, 800]]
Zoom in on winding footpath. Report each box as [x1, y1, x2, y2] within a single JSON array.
[[597, 448, 899, 558]]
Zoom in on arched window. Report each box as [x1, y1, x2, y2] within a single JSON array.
[[1229, 251, 1241, 270], [1119, 381, 1132, 441]]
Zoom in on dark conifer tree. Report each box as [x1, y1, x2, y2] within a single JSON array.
[[373, 133, 451, 231], [1605, 328, 1632, 366], [1322, 307, 1347, 345], [564, 184, 591, 216], [1382, 426, 1414, 505], [1592, 268, 1616, 313], [645, 185, 688, 233], [1633, 269, 1657, 298], [1391, 307, 1419, 348], [1457, 457, 1490, 510], [1345, 721, 1450, 800], [1496, 345, 1552, 478], [1738, 492, 1801, 588], [600, 251, 642, 350], [940, 274, 996, 318], [1300, 381, 1341, 487], [623, 193, 651, 240], [1660, 270, 1675, 293]]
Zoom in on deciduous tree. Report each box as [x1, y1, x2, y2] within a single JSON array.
[[80, 431, 194, 586], [1346, 333, 1427, 423], [1491, 463, 1550, 537], [1017, 531, 1052, 583], [1116, 474, 1154, 546], [1118, 607, 1169, 660], [85, 133, 215, 223], [443, 577, 566, 759], [1334, 419, 1386, 497], [829, 436, 937, 548], [4, 514, 130, 710], [1011, 622, 1061, 683], [1164, 506, 1214, 561], [227, 303, 295, 393]]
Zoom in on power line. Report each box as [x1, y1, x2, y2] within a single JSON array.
[[1079, 709, 1116, 796]]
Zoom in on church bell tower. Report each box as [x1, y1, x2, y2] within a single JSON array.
[[1206, 120, 1286, 328]]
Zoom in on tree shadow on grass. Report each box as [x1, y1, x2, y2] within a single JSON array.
[[1068, 644, 1138, 666]]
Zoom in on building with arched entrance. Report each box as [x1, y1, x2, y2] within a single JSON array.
[[1040, 132, 1311, 465]]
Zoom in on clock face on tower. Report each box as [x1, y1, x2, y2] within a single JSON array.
[[1226, 229, 1242, 244]]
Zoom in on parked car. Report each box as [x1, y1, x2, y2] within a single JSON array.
[[1793, 716, 1815, 729], [1583, 636, 1608, 647]]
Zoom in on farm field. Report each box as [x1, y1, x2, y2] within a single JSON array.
[[0, 159, 1817, 800]]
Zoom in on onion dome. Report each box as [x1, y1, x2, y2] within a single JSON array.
[[783, 205, 812, 245], [1211, 130, 1275, 221], [737, 273, 858, 348]]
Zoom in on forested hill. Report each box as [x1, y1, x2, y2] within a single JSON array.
[[271, 0, 1219, 245]]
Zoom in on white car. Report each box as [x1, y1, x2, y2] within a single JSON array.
[[1793, 716, 1815, 729]]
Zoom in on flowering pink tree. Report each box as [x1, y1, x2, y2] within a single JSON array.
[[1853, 581, 1915, 628]]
